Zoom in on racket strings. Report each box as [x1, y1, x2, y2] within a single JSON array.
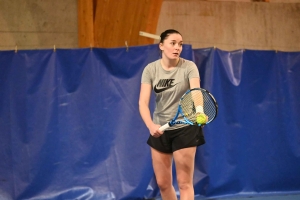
[[180, 90, 217, 123]]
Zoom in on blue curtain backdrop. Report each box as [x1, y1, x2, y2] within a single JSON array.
[[0, 45, 299, 200]]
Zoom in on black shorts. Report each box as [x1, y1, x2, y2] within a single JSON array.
[[147, 125, 205, 153]]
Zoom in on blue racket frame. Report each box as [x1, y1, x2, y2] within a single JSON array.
[[159, 88, 218, 131], [168, 106, 195, 127]]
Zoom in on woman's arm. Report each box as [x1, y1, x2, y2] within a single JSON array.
[[189, 77, 208, 123], [189, 77, 200, 89], [139, 83, 163, 137]]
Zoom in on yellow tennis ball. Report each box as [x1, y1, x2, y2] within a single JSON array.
[[197, 114, 207, 124]]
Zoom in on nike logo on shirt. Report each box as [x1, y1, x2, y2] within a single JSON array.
[[154, 79, 179, 93]]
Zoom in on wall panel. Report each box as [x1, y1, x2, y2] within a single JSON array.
[[78, 0, 94, 47], [78, 0, 163, 48], [0, 0, 78, 50], [156, 0, 300, 51]]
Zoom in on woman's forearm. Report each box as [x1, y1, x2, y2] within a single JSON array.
[[139, 101, 154, 129]]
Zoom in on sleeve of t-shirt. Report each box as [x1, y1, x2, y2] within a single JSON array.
[[187, 62, 200, 80], [141, 65, 152, 84]]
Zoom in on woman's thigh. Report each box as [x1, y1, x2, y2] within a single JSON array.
[[150, 147, 174, 185], [173, 147, 197, 184]]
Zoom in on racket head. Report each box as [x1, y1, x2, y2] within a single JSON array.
[[179, 88, 218, 125]]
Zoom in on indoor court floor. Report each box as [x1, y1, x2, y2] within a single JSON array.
[[198, 194, 300, 200], [153, 193, 300, 200]]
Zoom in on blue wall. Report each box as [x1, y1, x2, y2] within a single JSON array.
[[0, 45, 299, 199]]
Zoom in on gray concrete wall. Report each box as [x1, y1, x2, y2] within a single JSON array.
[[1, 0, 300, 51], [0, 0, 77, 50], [156, 1, 300, 51]]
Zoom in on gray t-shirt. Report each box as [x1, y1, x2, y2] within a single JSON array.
[[141, 58, 200, 130]]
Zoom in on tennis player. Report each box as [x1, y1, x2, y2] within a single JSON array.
[[139, 29, 205, 200]]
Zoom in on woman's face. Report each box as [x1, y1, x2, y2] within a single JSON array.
[[159, 33, 183, 60]]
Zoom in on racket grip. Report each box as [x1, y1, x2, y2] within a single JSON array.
[[159, 123, 170, 131]]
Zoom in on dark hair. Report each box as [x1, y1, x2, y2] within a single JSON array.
[[159, 29, 182, 43]]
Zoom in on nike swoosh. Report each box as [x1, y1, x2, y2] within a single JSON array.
[[154, 83, 178, 93]]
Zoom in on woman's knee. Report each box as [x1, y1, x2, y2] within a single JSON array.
[[177, 175, 193, 191], [177, 180, 193, 191], [156, 178, 173, 191]]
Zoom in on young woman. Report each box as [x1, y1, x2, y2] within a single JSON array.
[[139, 29, 205, 200]]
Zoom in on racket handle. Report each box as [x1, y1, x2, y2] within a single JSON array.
[[159, 123, 170, 132]]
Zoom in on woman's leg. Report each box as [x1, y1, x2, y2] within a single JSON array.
[[150, 147, 177, 200], [173, 147, 197, 200]]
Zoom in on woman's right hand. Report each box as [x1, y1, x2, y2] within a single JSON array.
[[148, 123, 164, 138]]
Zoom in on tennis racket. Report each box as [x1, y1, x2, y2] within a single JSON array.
[[159, 88, 218, 131]]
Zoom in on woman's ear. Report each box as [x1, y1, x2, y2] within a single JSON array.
[[159, 43, 163, 51]]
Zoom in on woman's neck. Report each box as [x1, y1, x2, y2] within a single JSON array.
[[160, 57, 180, 70]]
